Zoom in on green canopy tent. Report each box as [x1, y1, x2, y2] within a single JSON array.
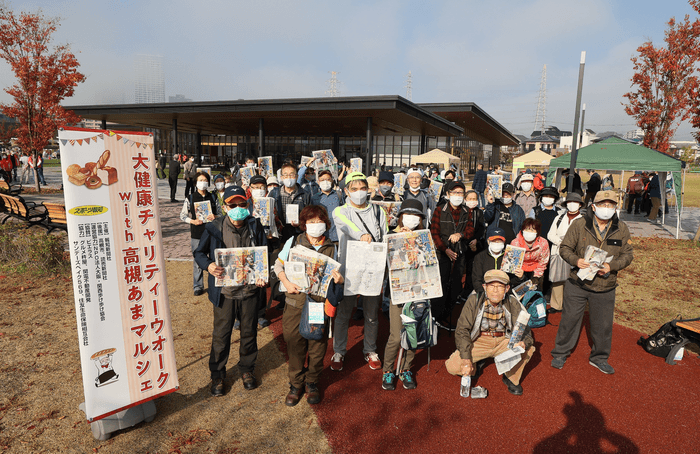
[[545, 137, 686, 238]]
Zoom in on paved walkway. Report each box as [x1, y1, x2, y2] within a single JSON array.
[[14, 167, 700, 261]]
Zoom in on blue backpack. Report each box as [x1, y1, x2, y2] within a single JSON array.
[[522, 290, 547, 328]]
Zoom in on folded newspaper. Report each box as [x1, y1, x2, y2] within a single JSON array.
[[495, 345, 526, 375], [279, 261, 309, 293], [287, 245, 341, 299], [512, 280, 536, 301], [507, 310, 531, 349], [577, 245, 613, 281]]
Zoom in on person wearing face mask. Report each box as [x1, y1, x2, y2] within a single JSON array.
[[380, 199, 426, 391], [212, 173, 227, 208], [484, 182, 525, 245], [330, 172, 388, 372], [430, 180, 476, 329], [267, 163, 311, 243], [437, 170, 456, 205], [547, 192, 585, 313], [266, 176, 280, 193], [402, 167, 435, 220], [296, 158, 321, 197], [458, 190, 487, 300], [471, 228, 520, 291], [550, 190, 633, 375], [372, 171, 401, 202], [514, 173, 538, 218], [528, 187, 562, 237], [193, 186, 268, 396], [584, 169, 602, 207], [510, 218, 550, 290], [180, 171, 221, 296], [274, 205, 344, 406], [311, 170, 344, 243], [183, 155, 198, 199]]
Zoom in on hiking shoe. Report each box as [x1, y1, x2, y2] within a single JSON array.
[[285, 385, 303, 407], [306, 382, 321, 404], [194, 288, 204, 296], [400, 370, 416, 390], [233, 320, 241, 330], [242, 372, 258, 390], [589, 360, 615, 374], [210, 378, 225, 397], [330, 353, 344, 371], [502, 375, 523, 396], [382, 372, 396, 391], [365, 352, 381, 370], [258, 318, 270, 329], [551, 356, 567, 369]]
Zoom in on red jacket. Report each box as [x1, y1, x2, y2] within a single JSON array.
[[510, 233, 550, 277]]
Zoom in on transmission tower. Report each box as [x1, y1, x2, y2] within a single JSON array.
[[534, 64, 547, 135], [325, 71, 341, 97], [404, 70, 413, 101]]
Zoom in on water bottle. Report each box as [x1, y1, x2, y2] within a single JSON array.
[[460, 375, 471, 397]]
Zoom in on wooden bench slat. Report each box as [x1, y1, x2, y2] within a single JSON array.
[[677, 320, 700, 334]]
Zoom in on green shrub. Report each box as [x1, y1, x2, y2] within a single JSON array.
[[0, 224, 69, 274]]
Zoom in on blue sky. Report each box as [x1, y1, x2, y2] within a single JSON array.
[[1, 0, 698, 139]]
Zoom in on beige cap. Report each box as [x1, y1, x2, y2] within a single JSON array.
[[594, 190, 617, 204], [484, 269, 509, 285]]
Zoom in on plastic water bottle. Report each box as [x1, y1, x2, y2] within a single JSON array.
[[460, 375, 471, 397]]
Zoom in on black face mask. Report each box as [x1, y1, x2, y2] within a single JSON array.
[[379, 185, 392, 196]]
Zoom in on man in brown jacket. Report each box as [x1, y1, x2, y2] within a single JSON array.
[[551, 190, 634, 374], [446, 269, 536, 395]]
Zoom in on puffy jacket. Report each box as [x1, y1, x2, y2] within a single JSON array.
[[510, 233, 550, 277], [559, 211, 633, 293]]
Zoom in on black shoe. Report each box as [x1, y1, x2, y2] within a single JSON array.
[[285, 385, 303, 407], [502, 375, 523, 395], [194, 288, 204, 296], [171, 199, 179, 203], [210, 378, 225, 397], [547, 307, 561, 314], [242, 372, 257, 390], [306, 383, 321, 404]]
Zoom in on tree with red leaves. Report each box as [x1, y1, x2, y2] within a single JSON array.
[[623, 0, 700, 155], [0, 6, 85, 191]]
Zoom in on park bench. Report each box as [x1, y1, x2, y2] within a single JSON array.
[[0, 179, 22, 196], [42, 202, 68, 233], [0, 193, 46, 228], [677, 320, 700, 349]]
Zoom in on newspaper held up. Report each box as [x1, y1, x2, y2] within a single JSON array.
[[350, 158, 362, 173], [393, 173, 406, 194], [486, 174, 503, 199], [428, 180, 443, 205], [287, 245, 342, 299], [385, 229, 442, 305], [507, 310, 531, 349], [257, 156, 273, 179], [512, 279, 537, 301], [239, 166, 256, 187], [371, 200, 401, 228], [193, 200, 213, 223], [577, 245, 613, 281], [501, 245, 526, 274], [196, 167, 212, 178], [344, 241, 387, 296], [495, 345, 526, 375], [282, 261, 309, 292], [285, 204, 299, 225], [214, 247, 269, 287], [300, 156, 313, 168], [312, 149, 338, 182]]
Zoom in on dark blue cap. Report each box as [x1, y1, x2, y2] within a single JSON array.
[[223, 186, 247, 204]]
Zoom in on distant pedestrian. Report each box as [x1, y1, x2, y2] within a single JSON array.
[[19, 152, 31, 184], [168, 154, 181, 202], [157, 152, 167, 179], [471, 164, 488, 208]]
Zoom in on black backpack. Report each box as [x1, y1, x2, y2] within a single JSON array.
[[637, 316, 700, 365]]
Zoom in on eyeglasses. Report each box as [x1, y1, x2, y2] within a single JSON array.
[[451, 192, 465, 197], [596, 202, 616, 209], [227, 202, 248, 208], [486, 283, 507, 290], [281, 173, 297, 178]]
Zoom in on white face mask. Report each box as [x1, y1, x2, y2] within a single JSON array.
[[246, 162, 255, 167], [348, 190, 368, 206], [594, 206, 616, 220], [542, 197, 555, 207], [449, 195, 464, 207], [215, 182, 225, 191], [521, 182, 532, 192], [251, 189, 266, 199], [489, 242, 505, 255], [567, 202, 581, 213], [305, 222, 327, 238], [267, 185, 276, 192], [196, 181, 208, 191], [523, 230, 538, 242], [502, 197, 513, 205], [283, 178, 296, 188], [465, 200, 479, 209], [402, 214, 421, 230], [319, 180, 333, 192]]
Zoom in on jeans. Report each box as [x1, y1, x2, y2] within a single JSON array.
[[477, 191, 486, 208], [191, 238, 204, 291], [333, 294, 381, 356], [36, 166, 46, 185]]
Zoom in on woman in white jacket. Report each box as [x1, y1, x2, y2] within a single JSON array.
[[546, 193, 585, 313]]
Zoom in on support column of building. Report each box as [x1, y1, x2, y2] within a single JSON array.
[[101, 120, 107, 130], [420, 135, 427, 155], [333, 134, 340, 160], [196, 132, 202, 166], [172, 119, 178, 157], [258, 119, 264, 158], [364, 117, 373, 176]]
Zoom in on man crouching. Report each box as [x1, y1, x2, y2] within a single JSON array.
[[446, 269, 535, 395]]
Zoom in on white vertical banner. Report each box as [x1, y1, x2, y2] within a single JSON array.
[[59, 127, 179, 422]]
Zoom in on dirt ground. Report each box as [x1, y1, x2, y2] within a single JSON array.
[[0, 260, 331, 454]]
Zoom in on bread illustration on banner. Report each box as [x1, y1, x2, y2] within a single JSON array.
[[66, 149, 118, 189]]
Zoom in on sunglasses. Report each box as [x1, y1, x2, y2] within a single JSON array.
[[226, 202, 248, 208]]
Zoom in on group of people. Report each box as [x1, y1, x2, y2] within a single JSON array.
[[181, 155, 633, 404], [0, 150, 47, 185]]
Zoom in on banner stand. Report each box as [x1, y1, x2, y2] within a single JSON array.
[[79, 400, 156, 440]]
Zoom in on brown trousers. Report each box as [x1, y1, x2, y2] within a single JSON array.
[[382, 303, 415, 373], [282, 302, 328, 388], [446, 336, 535, 385]]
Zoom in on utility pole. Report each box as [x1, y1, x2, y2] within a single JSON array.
[[579, 103, 587, 147], [568, 52, 586, 193], [326, 71, 341, 97], [404, 70, 413, 101], [534, 65, 547, 134]]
